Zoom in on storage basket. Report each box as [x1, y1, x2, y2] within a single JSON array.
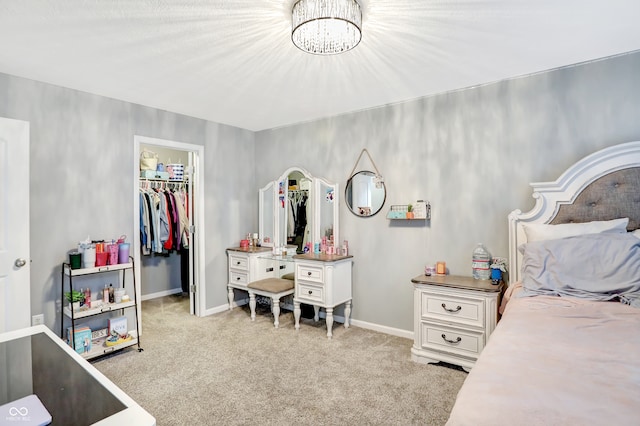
[[166, 163, 185, 181], [140, 150, 158, 171]]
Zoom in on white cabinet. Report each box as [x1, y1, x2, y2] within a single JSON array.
[[226, 247, 294, 308], [410, 274, 503, 371], [293, 254, 353, 338], [60, 261, 141, 360]]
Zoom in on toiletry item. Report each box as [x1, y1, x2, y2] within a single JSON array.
[[108, 284, 115, 303], [115, 288, 125, 303], [79, 288, 85, 307], [424, 264, 436, 276], [436, 261, 446, 275], [84, 287, 91, 308], [103, 284, 109, 303]]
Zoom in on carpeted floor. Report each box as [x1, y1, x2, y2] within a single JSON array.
[[93, 295, 467, 425]]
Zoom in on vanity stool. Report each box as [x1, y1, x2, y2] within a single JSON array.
[[247, 278, 295, 328]]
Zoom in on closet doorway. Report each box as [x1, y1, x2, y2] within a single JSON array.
[[133, 136, 205, 327]]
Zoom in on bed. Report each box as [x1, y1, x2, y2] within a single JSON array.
[[446, 141, 640, 425]]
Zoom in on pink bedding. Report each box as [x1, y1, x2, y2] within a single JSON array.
[[446, 286, 640, 425]]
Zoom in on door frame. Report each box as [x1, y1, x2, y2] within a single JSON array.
[[133, 136, 206, 325], [0, 117, 30, 333]]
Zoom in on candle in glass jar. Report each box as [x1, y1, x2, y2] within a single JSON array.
[[436, 261, 446, 275]]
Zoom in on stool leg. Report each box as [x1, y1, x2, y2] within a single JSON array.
[[272, 297, 281, 328], [249, 292, 256, 321]]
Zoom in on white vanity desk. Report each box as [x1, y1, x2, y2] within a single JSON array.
[[226, 248, 353, 338], [293, 253, 353, 339], [226, 246, 287, 308]]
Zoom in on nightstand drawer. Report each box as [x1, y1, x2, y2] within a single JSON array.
[[420, 322, 484, 359], [229, 271, 248, 286], [296, 282, 324, 303], [421, 292, 485, 328], [229, 255, 248, 271], [297, 264, 324, 283]]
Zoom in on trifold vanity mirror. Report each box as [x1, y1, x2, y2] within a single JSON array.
[[259, 167, 339, 253]]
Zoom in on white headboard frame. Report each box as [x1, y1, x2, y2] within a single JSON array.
[[508, 141, 640, 284]]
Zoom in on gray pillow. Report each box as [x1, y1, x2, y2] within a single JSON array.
[[519, 233, 640, 307]]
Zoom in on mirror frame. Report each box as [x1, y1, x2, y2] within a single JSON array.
[[345, 170, 387, 217]]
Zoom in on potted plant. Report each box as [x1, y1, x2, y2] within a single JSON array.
[[406, 204, 414, 219], [490, 258, 508, 284], [65, 289, 84, 311]]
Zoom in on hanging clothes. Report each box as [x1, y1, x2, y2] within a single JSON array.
[[139, 181, 189, 255]]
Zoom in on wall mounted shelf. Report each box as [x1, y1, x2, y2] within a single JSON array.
[[386, 201, 430, 220]]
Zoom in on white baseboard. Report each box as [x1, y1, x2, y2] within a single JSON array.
[[205, 300, 413, 340], [349, 319, 413, 340], [141, 288, 183, 301], [202, 298, 248, 317]]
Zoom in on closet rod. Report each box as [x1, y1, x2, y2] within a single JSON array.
[[139, 179, 186, 190]]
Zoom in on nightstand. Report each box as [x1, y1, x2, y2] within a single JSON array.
[[410, 274, 504, 371]]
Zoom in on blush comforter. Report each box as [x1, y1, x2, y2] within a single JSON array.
[[446, 286, 640, 426]]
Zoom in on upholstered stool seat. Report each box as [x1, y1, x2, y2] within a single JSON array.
[[247, 278, 295, 328]]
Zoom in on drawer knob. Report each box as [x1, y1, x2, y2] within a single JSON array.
[[441, 334, 462, 344], [441, 303, 461, 313], [307, 271, 312, 276], [236, 261, 241, 265], [236, 277, 241, 281], [308, 290, 313, 295]]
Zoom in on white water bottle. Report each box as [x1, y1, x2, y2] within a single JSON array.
[[472, 243, 492, 280]]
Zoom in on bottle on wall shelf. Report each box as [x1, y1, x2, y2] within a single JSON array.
[[108, 283, 115, 303], [103, 284, 109, 304], [472, 243, 492, 280]]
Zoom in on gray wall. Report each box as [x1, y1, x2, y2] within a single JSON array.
[[2, 50, 640, 336], [0, 74, 255, 333], [255, 51, 640, 332]]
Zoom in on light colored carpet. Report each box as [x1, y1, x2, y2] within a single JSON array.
[[93, 295, 467, 425]]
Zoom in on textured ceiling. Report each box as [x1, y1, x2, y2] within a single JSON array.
[[0, 1, 639, 131]]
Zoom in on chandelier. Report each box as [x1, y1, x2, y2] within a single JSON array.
[[291, 0, 362, 55]]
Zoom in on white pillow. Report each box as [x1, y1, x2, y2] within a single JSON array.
[[522, 217, 629, 242], [633, 229, 640, 239]]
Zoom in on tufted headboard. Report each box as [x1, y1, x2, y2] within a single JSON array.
[[551, 168, 640, 231], [508, 141, 640, 283]]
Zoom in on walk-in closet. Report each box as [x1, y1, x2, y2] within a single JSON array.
[[133, 136, 205, 320]]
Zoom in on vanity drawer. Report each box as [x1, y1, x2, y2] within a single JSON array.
[[229, 255, 248, 271], [420, 322, 484, 359], [420, 292, 485, 328], [229, 271, 248, 287], [296, 282, 324, 304], [296, 264, 324, 283]]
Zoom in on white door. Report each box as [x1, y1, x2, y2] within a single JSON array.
[[0, 117, 30, 333], [187, 151, 198, 316]]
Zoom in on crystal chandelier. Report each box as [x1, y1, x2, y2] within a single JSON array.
[[291, 0, 362, 55]]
